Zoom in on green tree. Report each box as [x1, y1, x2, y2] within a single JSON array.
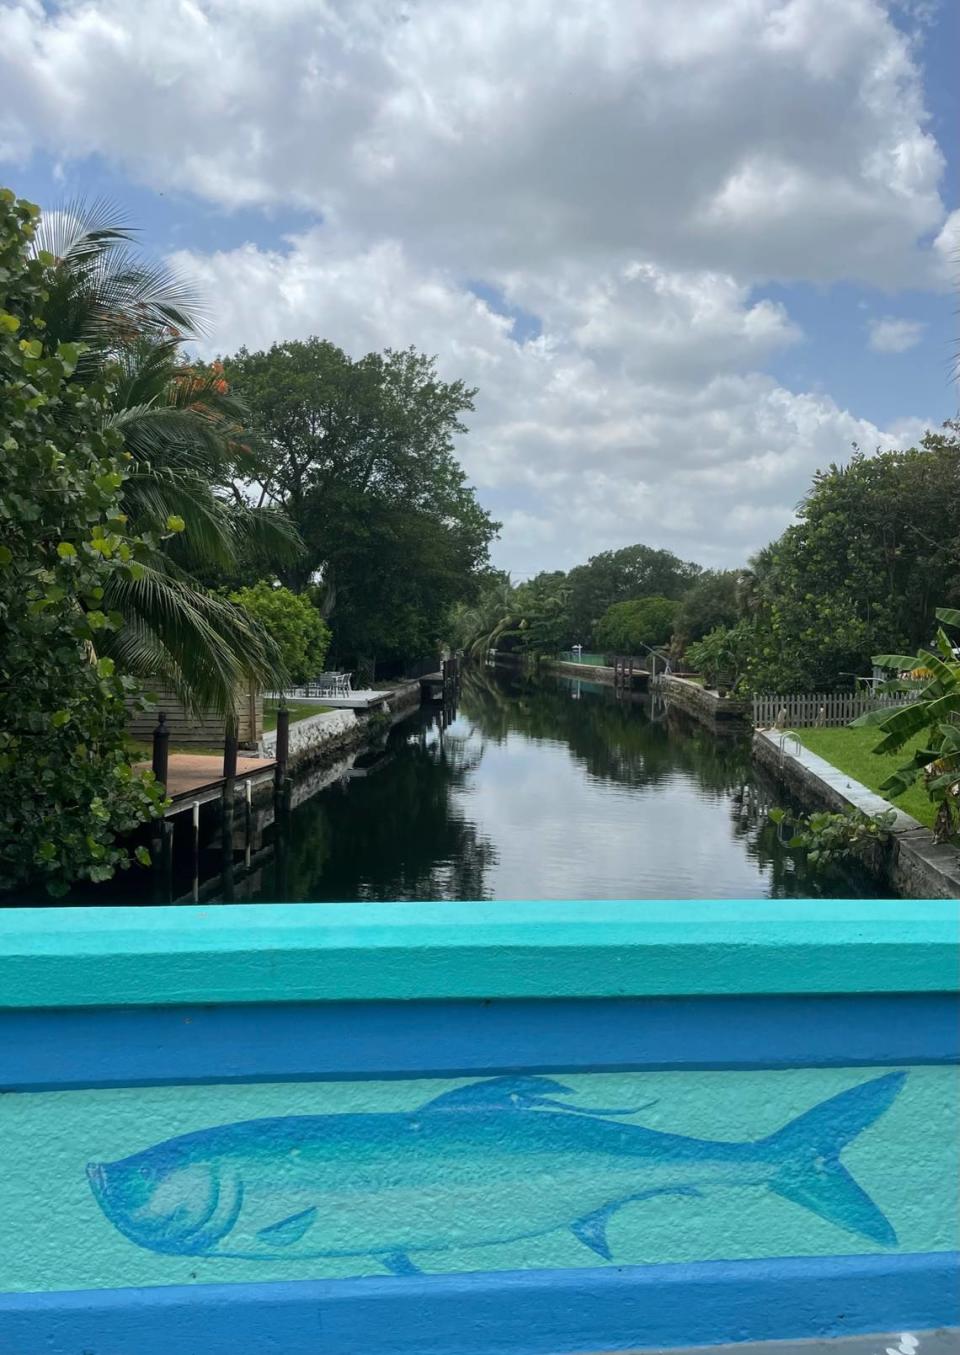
[[733, 433, 960, 692], [223, 338, 499, 674], [595, 596, 678, 654], [230, 582, 331, 685], [674, 569, 740, 645], [566, 545, 700, 644], [0, 188, 166, 895], [33, 202, 294, 713]]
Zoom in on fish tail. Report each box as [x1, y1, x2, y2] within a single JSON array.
[[758, 1072, 906, 1247]]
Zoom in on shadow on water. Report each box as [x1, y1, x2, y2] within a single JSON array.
[[19, 666, 894, 905]]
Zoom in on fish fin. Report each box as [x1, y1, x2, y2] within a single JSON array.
[[761, 1072, 906, 1247], [421, 1077, 656, 1119], [771, 1160, 898, 1247], [421, 1076, 574, 1112], [571, 1203, 617, 1260], [256, 1206, 317, 1248], [760, 1072, 906, 1160], [380, 1251, 422, 1276], [572, 1187, 702, 1261]]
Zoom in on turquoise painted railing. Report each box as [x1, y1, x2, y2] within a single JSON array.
[[0, 899, 957, 1355]]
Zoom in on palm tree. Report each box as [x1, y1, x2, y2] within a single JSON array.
[[33, 201, 299, 715]]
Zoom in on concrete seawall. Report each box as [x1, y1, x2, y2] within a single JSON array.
[[753, 728, 960, 899], [541, 658, 649, 689], [657, 674, 751, 732]]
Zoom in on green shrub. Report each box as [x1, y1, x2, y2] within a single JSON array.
[[230, 580, 331, 685]]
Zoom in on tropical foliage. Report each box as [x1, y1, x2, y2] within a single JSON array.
[[768, 806, 897, 871], [685, 622, 755, 691], [449, 549, 700, 659], [230, 581, 331, 686], [853, 607, 960, 841], [34, 201, 293, 713], [0, 188, 167, 894]]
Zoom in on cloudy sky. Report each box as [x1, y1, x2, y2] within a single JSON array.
[[2, 0, 957, 576]]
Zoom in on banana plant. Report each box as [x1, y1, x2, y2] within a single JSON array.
[[852, 607, 960, 840]]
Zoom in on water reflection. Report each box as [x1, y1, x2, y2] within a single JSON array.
[[25, 667, 890, 906], [245, 666, 889, 903]]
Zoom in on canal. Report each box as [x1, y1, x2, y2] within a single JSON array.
[[23, 666, 891, 906], [221, 666, 887, 903]]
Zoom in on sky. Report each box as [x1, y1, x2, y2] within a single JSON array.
[[1, 0, 957, 579]]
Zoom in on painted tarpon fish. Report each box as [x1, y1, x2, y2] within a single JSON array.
[[87, 1071, 905, 1275]]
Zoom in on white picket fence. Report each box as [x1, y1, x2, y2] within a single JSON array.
[[751, 690, 916, 729]]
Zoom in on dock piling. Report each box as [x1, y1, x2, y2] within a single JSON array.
[[275, 704, 290, 789], [151, 712, 169, 789], [222, 727, 238, 781]]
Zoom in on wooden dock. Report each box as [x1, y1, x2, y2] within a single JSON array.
[[135, 753, 276, 815]]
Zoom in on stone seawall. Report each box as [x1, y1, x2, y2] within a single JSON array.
[[753, 728, 960, 899], [260, 708, 358, 761], [256, 680, 422, 787], [658, 674, 751, 732]]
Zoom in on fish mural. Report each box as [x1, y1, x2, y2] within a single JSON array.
[[86, 1071, 906, 1276]]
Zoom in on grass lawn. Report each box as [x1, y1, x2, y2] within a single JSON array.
[[263, 700, 331, 731], [560, 652, 608, 666], [795, 726, 935, 829]]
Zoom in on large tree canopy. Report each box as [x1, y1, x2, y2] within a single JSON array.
[[224, 338, 498, 673], [595, 596, 678, 654], [565, 544, 700, 645]]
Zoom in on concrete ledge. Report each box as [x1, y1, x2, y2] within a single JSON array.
[[659, 675, 751, 731], [753, 730, 960, 899], [542, 659, 649, 689], [0, 899, 957, 1008]]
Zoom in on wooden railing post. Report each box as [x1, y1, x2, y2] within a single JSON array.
[[275, 704, 290, 789], [151, 711, 169, 789]]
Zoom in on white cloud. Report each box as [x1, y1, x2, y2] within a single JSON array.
[[867, 315, 927, 352], [0, 0, 952, 287], [0, 0, 946, 575], [173, 229, 930, 576]]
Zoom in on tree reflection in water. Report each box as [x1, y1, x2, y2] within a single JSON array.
[[247, 666, 891, 903]]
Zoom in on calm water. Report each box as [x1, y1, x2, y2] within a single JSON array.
[[217, 666, 886, 903], [26, 666, 890, 906]]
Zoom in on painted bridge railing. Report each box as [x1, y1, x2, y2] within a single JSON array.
[[0, 899, 957, 1355]]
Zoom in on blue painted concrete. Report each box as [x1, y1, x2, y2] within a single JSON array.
[[2, 1253, 956, 1355], [1, 899, 956, 1006], [2, 993, 957, 1091]]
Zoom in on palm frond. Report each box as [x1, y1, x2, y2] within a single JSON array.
[[32, 196, 135, 263], [33, 199, 207, 347], [122, 465, 238, 569], [228, 499, 304, 567], [104, 565, 287, 716]]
